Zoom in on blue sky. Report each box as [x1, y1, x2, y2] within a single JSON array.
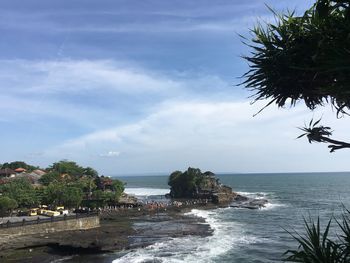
[[1, 0, 349, 175]]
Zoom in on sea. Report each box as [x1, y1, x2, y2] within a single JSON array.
[[77, 172, 350, 263]]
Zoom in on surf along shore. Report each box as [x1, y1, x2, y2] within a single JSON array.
[[0, 201, 222, 263], [0, 195, 267, 263], [0, 168, 268, 262]]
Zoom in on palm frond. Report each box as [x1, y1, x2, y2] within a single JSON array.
[[241, 0, 350, 116]]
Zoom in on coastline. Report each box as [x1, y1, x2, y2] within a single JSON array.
[[0, 203, 219, 263]]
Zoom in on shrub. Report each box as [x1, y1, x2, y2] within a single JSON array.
[[284, 210, 350, 262]]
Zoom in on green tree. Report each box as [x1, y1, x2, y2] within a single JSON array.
[[50, 160, 84, 179], [70, 176, 97, 199], [1, 161, 38, 171], [168, 167, 204, 198], [43, 182, 64, 206], [168, 170, 183, 196], [0, 196, 18, 216], [242, 0, 350, 152], [61, 187, 83, 208], [112, 179, 125, 199], [83, 167, 99, 178], [39, 171, 61, 186], [92, 189, 104, 200], [84, 189, 110, 208], [89, 181, 124, 206], [43, 182, 83, 208], [100, 191, 120, 204], [0, 178, 38, 208]]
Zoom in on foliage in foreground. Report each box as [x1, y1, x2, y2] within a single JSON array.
[[284, 210, 350, 262], [298, 118, 350, 153], [242, 0, 350, 152]]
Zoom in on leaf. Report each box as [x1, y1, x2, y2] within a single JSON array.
[[313, 118, 322, 127], [297, 133, 307, 139], [316, 0, 329, 20]]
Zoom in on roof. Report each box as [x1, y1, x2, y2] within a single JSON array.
[[14, 168, 26, 173], [0, 168, 15, 176], [32, 169, 46, 176]]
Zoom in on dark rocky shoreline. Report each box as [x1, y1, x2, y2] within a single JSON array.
[[0, 204, 216, 263], [0, 193, 268, 263]]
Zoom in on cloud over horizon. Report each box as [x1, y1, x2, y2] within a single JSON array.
[[43, 94, 350, 175], [1, 0, 348, 175]]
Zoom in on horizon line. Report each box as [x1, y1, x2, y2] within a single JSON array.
[[108, 170, 350, 177]]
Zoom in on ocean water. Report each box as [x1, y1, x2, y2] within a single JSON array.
[[111, 172, 350, 263]]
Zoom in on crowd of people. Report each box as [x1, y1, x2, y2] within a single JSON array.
[[98, 198, 213, 214], [140, 198, 212, 211]]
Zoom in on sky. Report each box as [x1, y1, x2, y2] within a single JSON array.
[[1, 0, 349, 175]]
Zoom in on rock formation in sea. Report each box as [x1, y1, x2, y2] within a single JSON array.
[[168, 167, 236, 204]]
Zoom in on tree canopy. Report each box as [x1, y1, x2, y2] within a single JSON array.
[[242, 0, 350, 152], [50, 160, 85, 178], [0, 178, 38, 208], [43, 183, 83, 208], [168, 167, 207, 198], [0, 196, 18, 216], [0, 160, 126, 210], [0, 161, 38, 171]]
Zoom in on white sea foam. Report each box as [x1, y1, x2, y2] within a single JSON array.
[[124, 187, 169, 196], [113, 208, 260, 263], [237, 191, 270, 199], [184, 209, 259, 256], [260, 202, 287, 210], [237, 191, 287, 210]]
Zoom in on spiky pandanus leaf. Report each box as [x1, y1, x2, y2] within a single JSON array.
[[284, 217, 342, 262], [336, 208, 350, 261], [297, 118, 350, 152], [242, 0, 350, 116]]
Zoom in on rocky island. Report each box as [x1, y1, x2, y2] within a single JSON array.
[[168, 167, 236, 204], [168, 167, 268, 209]]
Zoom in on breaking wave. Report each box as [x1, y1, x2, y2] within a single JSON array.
[[124, 187, 170, 196], [112, 208, 260, 263], [237, 191, 287, 210]]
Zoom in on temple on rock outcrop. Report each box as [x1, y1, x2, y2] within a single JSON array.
[[168, 167, 236, 204]]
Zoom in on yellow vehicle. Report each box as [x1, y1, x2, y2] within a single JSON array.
[[29, 208, 38, 216], [38, 209, 47, 215], [45, 210, 60, 217], [55, 206, 69, 215], [38, 205, 49, 215]]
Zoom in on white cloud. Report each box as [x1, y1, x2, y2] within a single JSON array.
[[60, 18, 255, 34], [0, 59, 237, 129], [0, 0, 312, 35], [44, 99, 350, 174], [2, 58, 349, 175], [99, 151, 121, 158], [0, 59, 181, 95], [0, 9, 261, 34]]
